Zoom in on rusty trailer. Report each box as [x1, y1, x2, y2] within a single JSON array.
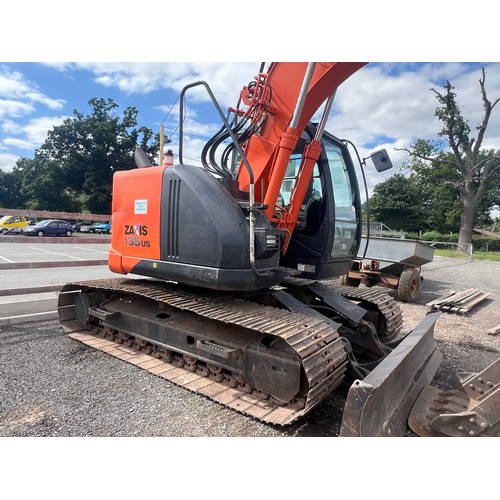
[[341, 236, 435, 302]]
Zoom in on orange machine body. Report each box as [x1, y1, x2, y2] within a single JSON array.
[[108, 165, 166, 275]]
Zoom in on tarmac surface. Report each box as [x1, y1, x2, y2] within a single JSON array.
[[0, 239, 114, 324]]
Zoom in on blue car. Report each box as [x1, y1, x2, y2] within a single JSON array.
[[23, 219, 74, 237], [80, 222, 111, 234], [94, 222, 112, 234]]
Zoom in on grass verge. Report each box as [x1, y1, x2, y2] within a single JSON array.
[[434, 248, 500, 261]]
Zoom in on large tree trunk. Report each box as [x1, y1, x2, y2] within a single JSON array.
[[458, 193, 475, 256]]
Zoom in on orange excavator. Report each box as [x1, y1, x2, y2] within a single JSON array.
[[57, 62, 464, 435]]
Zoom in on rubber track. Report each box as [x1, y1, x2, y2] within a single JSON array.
[[59, 278, 348, 426], [319, 280, 404, 342]]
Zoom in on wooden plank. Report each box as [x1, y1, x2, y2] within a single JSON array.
[[443, 288, 479, 305], [429, 288, 478, 308], [432, 290, 489, 314], [448, 289, 483, 306], [487, 323, 500, 336], [457, 292, 490, 312], [426, 290, 456, 307]]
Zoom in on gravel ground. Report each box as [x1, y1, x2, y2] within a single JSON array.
[[1, 256, 499, 439]]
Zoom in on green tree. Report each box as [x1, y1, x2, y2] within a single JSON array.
[[399, 68, 500, 250], [400, 139, 462, 233], [20, 158, 83, 212], [369, 173, 427, 232], [35, 97, 160, 213], [0, 165, 26, 209]]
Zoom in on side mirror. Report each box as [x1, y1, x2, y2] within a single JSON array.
[[370, 149, 393, 172]]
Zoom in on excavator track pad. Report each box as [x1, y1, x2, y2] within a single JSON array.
[[58, 278, 348, 426], [58, 278, 444, 434], [408, 358, 500, 437]]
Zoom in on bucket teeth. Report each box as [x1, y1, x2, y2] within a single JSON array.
[[409, 358, 500, 437]]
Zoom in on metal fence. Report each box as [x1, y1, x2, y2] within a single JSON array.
[[362, 222, 405, 239]]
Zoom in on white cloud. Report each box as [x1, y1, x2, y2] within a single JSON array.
[[3, 137, 35, 149], [0, 67, 65, 110], [0, 99, 34, 118], [0, 66, 68, 167], [22, 115, 70, 148], [1, 118, 23, 134], [1, 115, 70, 160], [0, 69, 31, 95], [0, 152, 19, 172], [49, 62, 258, 107]]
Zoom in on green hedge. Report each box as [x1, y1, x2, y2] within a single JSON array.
[[406, 231, 500, 252], [471, 236, 500, 252]]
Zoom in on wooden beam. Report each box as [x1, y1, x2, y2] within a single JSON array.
[[0, 208, 110, 222], [486, 323, 500, 336]]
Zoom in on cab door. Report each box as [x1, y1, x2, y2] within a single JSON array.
[[282, 128, 362, 279]]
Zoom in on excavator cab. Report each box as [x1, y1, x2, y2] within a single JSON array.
[[280, 126, 363, 280]]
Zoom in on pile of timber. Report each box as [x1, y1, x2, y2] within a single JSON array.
[[426, 288, 490, 314]]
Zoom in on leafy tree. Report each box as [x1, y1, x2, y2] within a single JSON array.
[[20, 158, 83, 212], [369, 173, 427, 231], [398, 68, 500, 250], [400, 139, 462, 233], [0, 165, 26, 209], [35, 97, 160, 213]]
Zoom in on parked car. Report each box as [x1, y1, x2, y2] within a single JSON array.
[[80, 222, 111, 234], [23, 219, 74, 237], [80, 222, 101, 233], [72, 222, 87, 232], [94, 222, 112, 234], [0, 215, 28, 234]]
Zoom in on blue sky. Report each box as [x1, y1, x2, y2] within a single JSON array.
[[1, 5, 498, 214], [1, 62, 499, 194]]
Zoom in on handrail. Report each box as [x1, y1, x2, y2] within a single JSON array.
[[178, 80, 268, 275]]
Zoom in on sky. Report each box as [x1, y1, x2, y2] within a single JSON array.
[[1, 5, 498, 211], [1, 61, 499, 210]]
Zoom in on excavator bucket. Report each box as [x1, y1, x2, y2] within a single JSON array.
[[340, 311, 442, 436], [408, 358, 500, 437]]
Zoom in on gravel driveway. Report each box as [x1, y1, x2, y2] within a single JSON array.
[[1, 256, 499, 438]]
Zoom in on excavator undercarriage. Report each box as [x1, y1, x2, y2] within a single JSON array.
[[58, 277, 442, 431]]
